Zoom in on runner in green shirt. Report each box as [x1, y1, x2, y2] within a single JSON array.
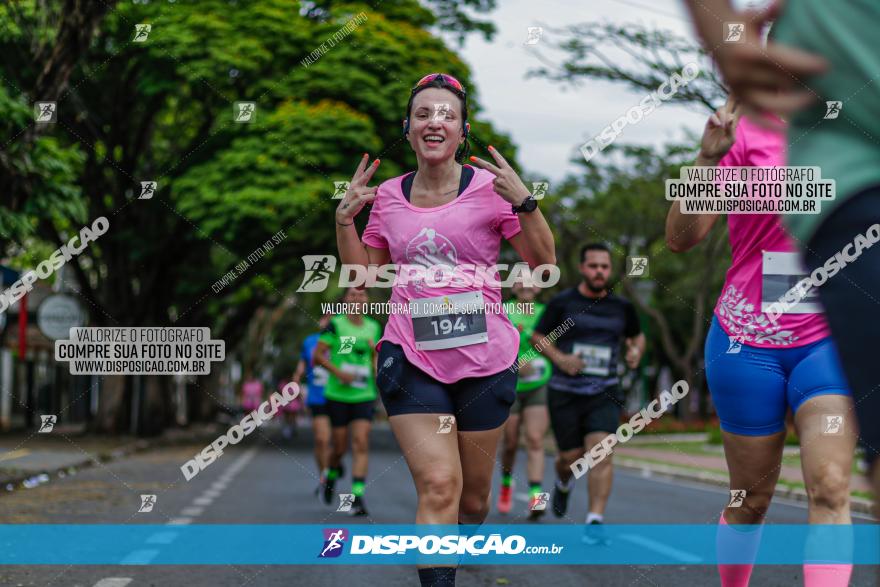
[[497, 281, 551, 520], [314, 287, 382, 516]]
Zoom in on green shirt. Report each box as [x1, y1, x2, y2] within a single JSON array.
[[773, 1, 880, 243], [319, 315, 382, 403], [506, 300, 552, 392]]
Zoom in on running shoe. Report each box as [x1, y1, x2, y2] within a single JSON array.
[[582, 520, 609, 546], [497, 483, 514, 514], [551, 485, 570, 518], [322, 477, 335, 505], [527, 493, 546, 521], [350, 496, 368, 517]]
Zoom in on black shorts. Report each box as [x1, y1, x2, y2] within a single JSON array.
[[308, 404, 328, 418], [324, 399, 375, 428], [547, 386, 622, 452], [376, 342, 517, 432]]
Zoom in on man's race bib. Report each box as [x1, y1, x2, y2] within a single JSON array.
[[410, 291, 489, 351], [312, 365, 330, 387], [520, 356, 550, 383], [572, 343, 612, 377], [761, 251, 823, 314], [340, 363, 369, 389]]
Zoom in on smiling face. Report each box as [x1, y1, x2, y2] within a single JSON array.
[[405, 87, 466, 164]]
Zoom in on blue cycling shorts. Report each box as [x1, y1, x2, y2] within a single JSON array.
[[704, 316, 851, 436]]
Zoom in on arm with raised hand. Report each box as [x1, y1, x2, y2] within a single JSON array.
[[469, 146, 556, 269], [665, 96, 741, 252], [335, 154, 391, 272], [681, 0, 826, 124]]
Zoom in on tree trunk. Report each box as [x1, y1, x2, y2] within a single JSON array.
[[95, 374, 126, 433]]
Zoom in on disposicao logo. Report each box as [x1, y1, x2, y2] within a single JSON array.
[[319, 528, 348, 558]]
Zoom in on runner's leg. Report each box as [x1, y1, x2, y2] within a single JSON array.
[[584, 431, 613, 517], [350, 418, 371, 504], [389, 413, 462, 524], [555, 447, 584, 485], [705, 317, 788, 585], [459, 426, 506, 524], [329, 425, 348, 471], [497, 411, 520, 514], [500, 412, 520, 481], [721, 431, 785, 524], [313, 413, 331, 474], [548, 387, 588, 518], [523, 404, 548, 484], [717, 431, 785, 587], [795, 395, 855, 587], [350, 419, 370, 478]]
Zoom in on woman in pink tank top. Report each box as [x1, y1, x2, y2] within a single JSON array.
[[333, 73, 556, 587], [667, 97, 856, 587], [240, 376, 263, 413]]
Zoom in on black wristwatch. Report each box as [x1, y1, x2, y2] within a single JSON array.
[[512, 195, 538, 214]]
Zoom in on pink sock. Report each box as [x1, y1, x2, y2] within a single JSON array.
[[717, 512, 762, 587], [803, 564, 853, 587]]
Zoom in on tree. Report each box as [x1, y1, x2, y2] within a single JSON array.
[[528, 22, 731, 419], [1, 0, 515, 432]]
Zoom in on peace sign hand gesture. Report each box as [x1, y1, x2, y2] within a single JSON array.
[[469, 146, 532, 206], [336, 154, 381, 225], [700, 96, 741, 164]]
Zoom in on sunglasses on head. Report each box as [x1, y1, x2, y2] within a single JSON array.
[[412, 73, 465, 94]]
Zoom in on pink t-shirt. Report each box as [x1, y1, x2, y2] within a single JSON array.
[[713, 116, 830, 347], [361, 166, 522, 382], [241, 379, 263, 411]]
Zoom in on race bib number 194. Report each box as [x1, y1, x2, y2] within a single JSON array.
[[410, 291, 489, 351]]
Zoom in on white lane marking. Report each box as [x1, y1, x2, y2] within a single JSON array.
[[170, 449, 258, 523], [92, 579, 133, 587], [617, 534, 703, 563], [119, 549, 159, 565], [146, 531, 178, 544]]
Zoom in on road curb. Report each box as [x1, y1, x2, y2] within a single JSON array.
[[0, 425, 221, 496], [617, 457, 875, 515]]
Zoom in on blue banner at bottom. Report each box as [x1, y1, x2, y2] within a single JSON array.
[[0, 525, 877, 565]]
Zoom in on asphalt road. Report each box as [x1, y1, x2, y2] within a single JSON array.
[[0, 421, 876, 587]]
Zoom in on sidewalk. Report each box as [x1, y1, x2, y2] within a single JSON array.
[[614, 443, 875, 514], [0, 423, 220, 492]]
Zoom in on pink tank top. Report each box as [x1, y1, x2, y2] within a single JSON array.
[[361, 166, 522, 382], [713, 117, 830, 347], [241, 380, 263, 410]]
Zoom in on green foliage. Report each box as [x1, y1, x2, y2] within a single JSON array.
[[0, 85, 86, 241], [707, 426, 799, 446], [0, 0, 511, 363]]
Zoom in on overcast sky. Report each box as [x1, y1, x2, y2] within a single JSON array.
[[438, 0, 757, 183]]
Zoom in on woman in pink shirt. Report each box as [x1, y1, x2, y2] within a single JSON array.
[[240, 375, 264, 413], [667, 97, 855, 587], [334, 73, 555, 586]]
